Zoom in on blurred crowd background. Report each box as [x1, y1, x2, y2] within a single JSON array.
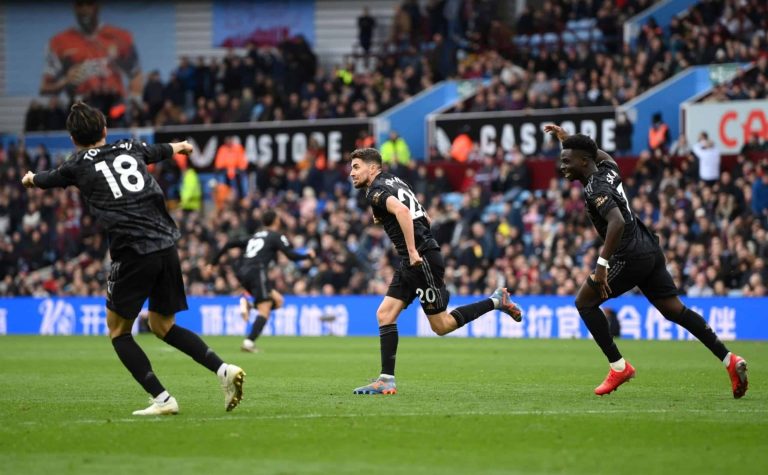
[[2, 0, 768, 299]]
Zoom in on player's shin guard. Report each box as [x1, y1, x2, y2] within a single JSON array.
[[163, 324, 225, 373], [248, 315, 268, 341], [578, 306, 623, 363], [450, 299, 495, 328], [379, 323, 398, 376], [667, 306, 729, 360], [112, 333, 165, 397]]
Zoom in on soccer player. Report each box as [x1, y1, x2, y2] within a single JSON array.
[[208, 210, 315, 353], [544, 124, 748, 398], [348, 147, 523, 395], [21, 102, 245, 415]]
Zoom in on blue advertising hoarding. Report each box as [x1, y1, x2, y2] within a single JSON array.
[[0, 296, 763, 341]]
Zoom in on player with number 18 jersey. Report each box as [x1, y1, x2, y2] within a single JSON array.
[[33, 139, 186, 319], [33, 139, 179, 257], [25, 101, 245, 417]]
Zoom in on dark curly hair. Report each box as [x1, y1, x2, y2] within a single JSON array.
[[562, 134, 598, 161]]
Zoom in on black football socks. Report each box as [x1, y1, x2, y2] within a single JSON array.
[[667, 306, 729, 360], [163, 324, 225, 373], [248, 315, 269, 341], [112, 333, 165, 397], [450, 299, 495, 328], [379, 323, 398, 376], [578, 306, 623, 363]]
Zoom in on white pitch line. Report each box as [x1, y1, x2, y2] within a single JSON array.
[[49, 407, 768, 425]]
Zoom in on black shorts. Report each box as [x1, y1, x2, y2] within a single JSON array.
[[237, 267, 273, 304], [605, 248, 679, 301], [387, 249, 450, 315], [107, 246, 188, 319]]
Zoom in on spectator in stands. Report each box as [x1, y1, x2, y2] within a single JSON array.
[[358, 7, 376, 55], [615, 112, 633, 156], [648, 112, 670, 152], [692, 132, 721, 185], [669, 133, 692, 157], [380, 130, 411, 168], [741, 133, 766, 155], [752, 164, 768, 225], [214, 136, 247, 199]]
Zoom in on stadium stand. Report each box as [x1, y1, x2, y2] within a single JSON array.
[[2, 0, 767, 299]]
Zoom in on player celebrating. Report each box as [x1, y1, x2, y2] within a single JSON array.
[[544, 124, 748, 398], [21, 102, 245, 415], [208, 210, 315, 353], [348, 147, 522, 395]]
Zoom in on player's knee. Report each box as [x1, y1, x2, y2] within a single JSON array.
[[376, 307, 397, 325]]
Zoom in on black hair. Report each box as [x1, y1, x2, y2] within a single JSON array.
[[350, 147, 382, 166], [262, 210, 278, 227], [66, 101, 106, 146], [562, 134, 598, 161]]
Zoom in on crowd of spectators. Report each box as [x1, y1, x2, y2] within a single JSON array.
[[2, 135, 767, 299], [25, 18, 439, 133], [7, 0, 768, 300], [452, 0, 767, 116]]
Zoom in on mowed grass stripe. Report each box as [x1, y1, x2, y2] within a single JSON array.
[[0, 336, 765, 475]]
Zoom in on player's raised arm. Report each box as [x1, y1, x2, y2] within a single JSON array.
[[544, 124, 616, 165], [137, 140, 192, 164], [385, 195, 422, 267]]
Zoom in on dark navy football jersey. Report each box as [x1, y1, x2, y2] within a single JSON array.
[[33, 139, 179, 256], [212, 229, 309, 273], [584, 160, 657, 257], [366, 172, 438, 258]]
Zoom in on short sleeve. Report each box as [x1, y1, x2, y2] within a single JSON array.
[[586, 181, 618, 219], [367, 185, 393, 210]]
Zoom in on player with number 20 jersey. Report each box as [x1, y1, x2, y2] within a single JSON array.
[[348, 148, 523, 395]]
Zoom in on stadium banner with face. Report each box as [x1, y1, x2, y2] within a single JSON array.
[[155, 119, 373, 170], [212, 0, 315, 47], [1, 296, 765, 340], [3, 1, 176, 97], [429, 107, 617, 158], [683, 100, 768, 154]]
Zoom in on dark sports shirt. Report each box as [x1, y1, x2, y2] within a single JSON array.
[[33, 139, 179, 256], [584, 160, 658, 257], [211, 229, 309, 274], [366, 172, 439, 258]]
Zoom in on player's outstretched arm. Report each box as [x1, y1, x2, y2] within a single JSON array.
[[170, 141, 193, 155], [22, 163, 76, 190]]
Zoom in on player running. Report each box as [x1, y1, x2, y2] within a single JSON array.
[[348, 147, 522, 395], [22, 101, 245, 415], [544, 124, 748, 398], [208, 210, 315, 352]]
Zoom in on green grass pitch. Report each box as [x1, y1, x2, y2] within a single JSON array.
[[1, 335, 766, 475]]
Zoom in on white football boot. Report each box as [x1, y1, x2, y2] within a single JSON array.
[[132, 396, 179, 416]]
